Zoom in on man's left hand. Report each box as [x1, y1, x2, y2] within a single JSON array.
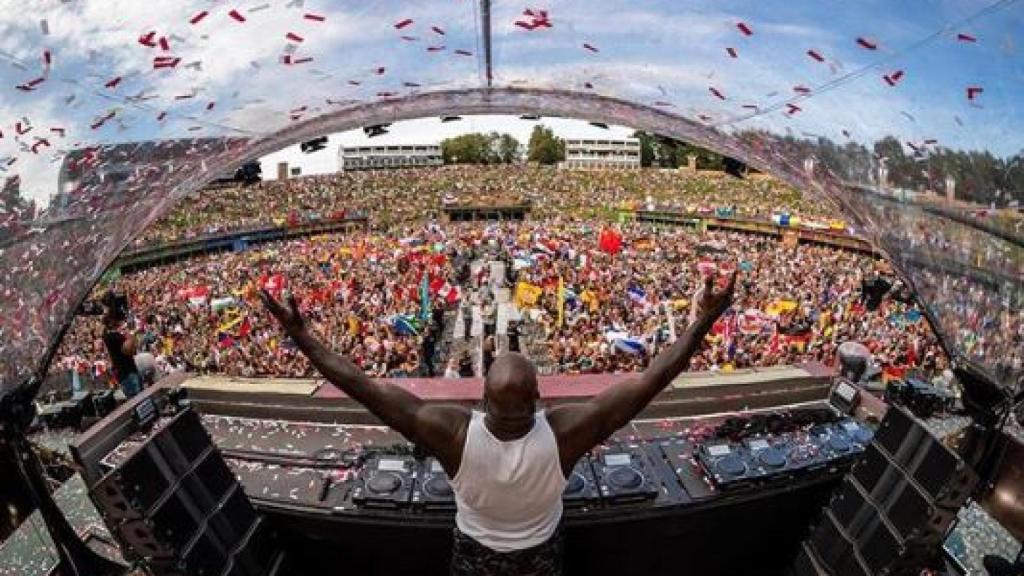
[[261, 289, 306, 336]]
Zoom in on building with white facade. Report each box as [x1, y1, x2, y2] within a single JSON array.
[[338, 144, 443, 171], [559, 138, 641, 170]]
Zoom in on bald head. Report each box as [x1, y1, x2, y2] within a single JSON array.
[[483, 353, 539, 438]]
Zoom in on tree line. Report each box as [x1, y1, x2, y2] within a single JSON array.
[[440, 125, 567, 165]]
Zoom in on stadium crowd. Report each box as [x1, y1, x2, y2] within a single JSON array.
[[132, 166, 831, 247], [56, 216, 947, 387]]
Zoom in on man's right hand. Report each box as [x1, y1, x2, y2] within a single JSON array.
[[260, 289, 306, 336]]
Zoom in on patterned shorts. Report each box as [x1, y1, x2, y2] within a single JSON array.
[[450, 527, 564, 576]]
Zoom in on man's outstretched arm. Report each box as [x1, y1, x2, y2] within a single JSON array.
[[261, 290, 468, 472], [549, 272, 736, 473]]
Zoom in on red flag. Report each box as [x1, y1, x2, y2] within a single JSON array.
[[598, 227, 623, 254]]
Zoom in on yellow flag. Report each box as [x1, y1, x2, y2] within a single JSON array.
[[515, 282, 543, 307]]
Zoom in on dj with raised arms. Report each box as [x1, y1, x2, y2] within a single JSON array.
[[261, 271, 737, 576]]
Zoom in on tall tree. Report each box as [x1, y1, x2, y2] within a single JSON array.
[[441, 132, 521, 164], [633, 131, 656, 167], [527, 125, 565, 165]]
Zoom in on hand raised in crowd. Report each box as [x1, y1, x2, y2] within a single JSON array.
[[260, 289, 306, 336], [696, 270, 738, 322]]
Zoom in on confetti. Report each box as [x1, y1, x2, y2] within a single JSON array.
[[582, 43, 599, 53], [90, 110, 115, 130], [426, 45, 446, 52], [786, 103, 802, 115], [286, 32, 304, 43], [156, 111, 168, 121], [206, 101, 215, 111], [15, 122, 31, 136], [348, 80, 361, 85], [138, 31, 157, 47], [400, 35, 417, 42], [304, 13, 326, 22], [856, 37, 877, 50], [375, 66, 386, 75], [159, 36, 170, 51], [726, 47, 737, 58], [432, 26, 446, 35], [806, 49, 824, 62], [153, 56, 181, 69], [40, 19, 49, 35], [104, 76, 122, 89], [736, 22, 753, 36], [15, 77, 46, 91], [190, 10, 209, 25], [43, 49, 52, 66], [792, 85, 811, 94], [709, 86, 726, 100], [403, 81, 421, 88], [377, 91, 397, 98], [741, 104, 758, 110], [228, 9, 246, 23], [966, 86, 983, 100], [957, 33, 977, 43], [883, 69, 904, 86], [394, 18, 414, 29], [454, 49, 472, 56], [249, 3, 271, 12]]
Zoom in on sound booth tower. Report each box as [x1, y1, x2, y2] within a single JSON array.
[[791, 405, 977, 576], [88, 408, 284, 576]]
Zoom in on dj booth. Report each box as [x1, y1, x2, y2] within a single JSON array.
[[69, 364, 967, 576]]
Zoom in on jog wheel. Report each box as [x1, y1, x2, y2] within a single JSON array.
[[758, 447, 787, 469], [367, 472, 402, 495], [607, 466, 643, 490], [828, 435, 851, 453], [564, 472, 585, 495], [423, 474, 453, 498], [717, 455, 747, 477]]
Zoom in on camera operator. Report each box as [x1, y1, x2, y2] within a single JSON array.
[[101, 296, 142, 398]]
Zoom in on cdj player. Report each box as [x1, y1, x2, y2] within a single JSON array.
[[412, 458, 456, 511], [352, 456, 416, 509], [562, 456, 601, 507], [592, 448, 659, 504]]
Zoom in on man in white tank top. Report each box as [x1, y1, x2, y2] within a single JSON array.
[[261, 272, 736, 575]]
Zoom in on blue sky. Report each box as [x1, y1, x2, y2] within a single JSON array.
[[1, 0, 1022, 203]]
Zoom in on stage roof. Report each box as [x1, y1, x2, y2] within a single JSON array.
[[0, 0, 1021, 399]]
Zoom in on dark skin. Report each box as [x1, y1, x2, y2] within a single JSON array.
[[261, 271, 736, 479]]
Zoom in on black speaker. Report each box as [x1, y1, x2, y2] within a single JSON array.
[[88, 408, 281, 575], [793, 406, 976, 576]]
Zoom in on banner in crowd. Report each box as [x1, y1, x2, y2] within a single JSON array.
[[598, 227, 623, 255], [765, 299, 798, 318]]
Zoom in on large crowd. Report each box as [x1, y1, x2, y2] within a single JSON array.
[[132, 166, 832, 247], [56, 213, 949, 388]]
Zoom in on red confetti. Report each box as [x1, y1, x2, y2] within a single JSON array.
[[856, 37, 877, 50], [16, 77, 46, 91], [15, 122, 30, 136], [454, 49, 473, 56], [394, 18, 413, 29], [228, 9, 246, 23], [156, 111, 168, 121], [90, 111, 115, 130], [375, 66, 386, 75], [515, 21, 536, 30], [966, 86, 983, 100], [709, 86, 726, 100], [153, 56, 181, 69], [189, 10, 209, 25], [957, 33, 977, 43], [806, 49, 824, 62], [291, 57, 313, 65], [159, 36, 170, 51], [582, 43, 599, 53], [786, 103, 802, 115], [304, 13, 326, 22], [736, 22, 753, 36], [286, 32, 304, 43], [104, 76, 122, 89], [30, 138, 49, 154], [427, 45, 445, 52], [206, 101, 215, 111], [431, 26, 445, 35], [726, 47, 737, 58], [138, 31, 157, 47], [792, 85, 811, 94], [50, 127, 64, 137], [891, 70, 904, 81], [43, 50, 52, 66]]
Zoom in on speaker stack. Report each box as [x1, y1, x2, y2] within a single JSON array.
[[791, 406, 976, 576], [88, 408, 284, 576]]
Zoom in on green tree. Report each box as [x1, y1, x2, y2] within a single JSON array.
[[497, 133, 522, 164], [633, 131, 655, 167], [527, 125, 565, 165]]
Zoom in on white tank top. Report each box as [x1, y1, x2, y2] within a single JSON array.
[[450, 410, 566, 552]]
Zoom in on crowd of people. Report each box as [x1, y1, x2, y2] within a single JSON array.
[[56, 214, 948, 389], [132, 166, 833, 247]]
